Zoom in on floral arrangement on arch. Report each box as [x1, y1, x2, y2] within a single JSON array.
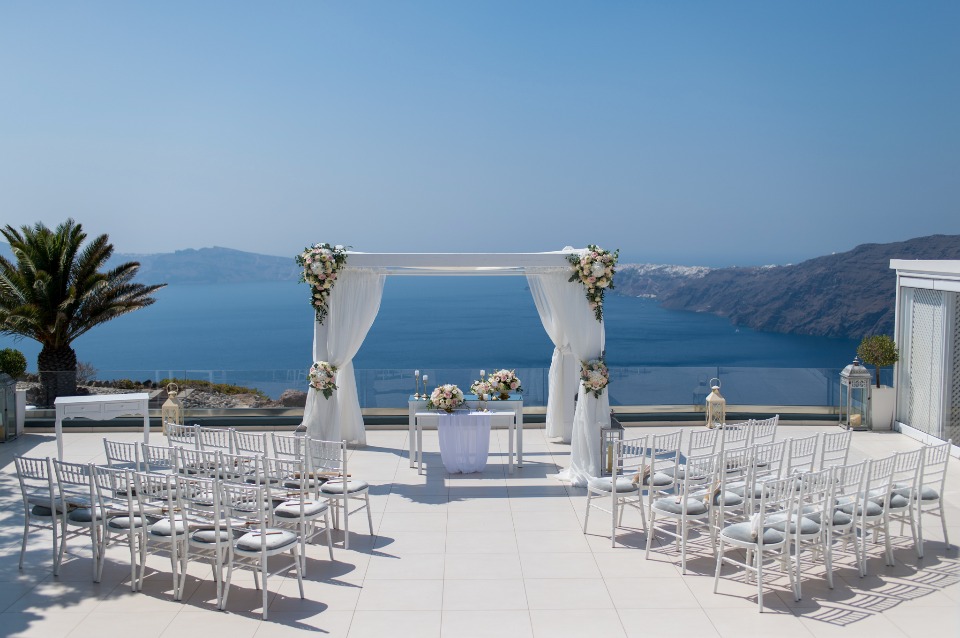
[[308, 361, 338, 399], [489, 369, 523, 398], [470, 378, 494, 398], [296, 243, 349, 324], [567, 244, 619, 321], [580, 357, 610, 398], [427, 384, 466, 412]]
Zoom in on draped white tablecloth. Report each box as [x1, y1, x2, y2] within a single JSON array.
[[438, 411, 491, 474]]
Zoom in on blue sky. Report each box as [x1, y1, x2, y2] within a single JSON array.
[[1, 1, 957, 266]]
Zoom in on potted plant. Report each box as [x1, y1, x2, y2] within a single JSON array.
[[856, 335, 899, 430], [0, 347, 27, 440]]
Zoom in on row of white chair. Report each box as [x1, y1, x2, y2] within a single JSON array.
[[585, 430, 951, 611]]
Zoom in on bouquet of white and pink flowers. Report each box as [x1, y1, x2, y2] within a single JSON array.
[[427, 384, 466, 412], [567, 245, 619, 321], [308, 361, 338, 399], [580, 357, 610, 398], [296, 243, 349, 324], [489, 369, 523, 398], [470, 379, 494, 398]]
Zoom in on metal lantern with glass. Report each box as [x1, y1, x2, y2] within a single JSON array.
[[161, 382, 183, 434], [839, 357, 871, 431], [705, 377, 726, 429], [600, 412, 625, 476]]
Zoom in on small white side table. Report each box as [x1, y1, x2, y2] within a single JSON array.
[[54, 393, 151, 461]]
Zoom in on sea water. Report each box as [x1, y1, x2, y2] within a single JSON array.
[[0, 277, 861, 405]]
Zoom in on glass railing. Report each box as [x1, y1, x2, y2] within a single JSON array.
[[19, 366, 895, 410]]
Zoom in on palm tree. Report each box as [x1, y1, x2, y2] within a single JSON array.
[[0, 219, 165, 405]]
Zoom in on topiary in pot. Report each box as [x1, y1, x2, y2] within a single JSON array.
[[856, 335, 899, 389], [0, 347, 27, 380]]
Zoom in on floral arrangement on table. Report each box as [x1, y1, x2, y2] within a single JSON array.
[[489, 369, 523, 399], [470, 378, 494, 399], [580, 357, 610, 398], [308, 361, 338, 399], [296, 243, 349, 324], [427, 384, 466, 412], [567, 244, 619, 321]]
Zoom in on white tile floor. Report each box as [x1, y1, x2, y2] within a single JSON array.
[[0, 425, 957, 637]]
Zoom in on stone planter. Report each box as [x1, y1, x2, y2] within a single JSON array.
[[869, 385, 896, 431]]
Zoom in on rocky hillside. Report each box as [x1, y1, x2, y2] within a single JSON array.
[[115, 247, 300, 284], [622, 235, 960, 339]]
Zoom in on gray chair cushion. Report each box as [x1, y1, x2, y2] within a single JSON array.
[[587, 477, 639, 494], [713, 491, 744, 507], [107, 515, 147, 530], [30, 504, 55, 517], [837, 498, 883, 518], [800, 506, 852, 528], [191, 528, 236, 544], [892, 483, 940, 502], [320, 480, 370, 495], [766, 512, 820, 536], [720, 521, 785, 545], [274, 499, 329, 519], [67, 507, 105, 523], [149, 518, 189, 537], [235, 529, 298, 552], [642, 472, 675, 488], [652, 497, 709, 516]]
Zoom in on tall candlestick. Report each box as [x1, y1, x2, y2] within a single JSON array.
[[480, 369, 485, 378], [414, 369, 420, 399]]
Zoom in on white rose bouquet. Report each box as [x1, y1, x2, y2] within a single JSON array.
[[297, 243, 349, 324], [308, 361, 338, 399], [567, 244, 619, 321], [489, 369, 523, 398], [580, 357, 610, 398], [470, 379, 494, 398], [427, 384, 466, 412]]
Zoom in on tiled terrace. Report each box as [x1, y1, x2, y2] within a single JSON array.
[[0, 425, 957, 638]]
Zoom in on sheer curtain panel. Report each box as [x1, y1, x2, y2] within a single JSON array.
[[302, 268, 385, 444]]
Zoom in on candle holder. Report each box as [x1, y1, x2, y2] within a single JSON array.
[[422, 376, 429, 400], [414, 370, 421, 399]]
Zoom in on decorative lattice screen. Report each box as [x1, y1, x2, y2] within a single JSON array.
[[908, 289, 944, 438], [948, 293, 960, 442]]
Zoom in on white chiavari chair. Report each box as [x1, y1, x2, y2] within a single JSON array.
[[910, 440, 952, 556], [305, 438, 373, 550], [233, 430, 269, 457], [583, 435, 647, 547], [141, 443, 176, 475], [52, 460, 100, 581], [830, 460, 867, 572], [645, 452, 720, 573], [197, 426, 235, 455], [266, 455, 335, 573], [785, 434, 819, 478], [220, 480, 305, 620], [92, 465, 144, 590], [720, 422, 751, 452], [165, 423, 199, 449], [175, 474, 230, 607], [14, 456, 62, 575], [133, 470, 185, 596], [748, 415, 779, 446], [103, 439, 142, 471], [885, 448, 923, 555], [852, 454, 896, 575], [714, 475, 798, 612], [817, 429, 852, 470], [793, 468, 836, 600]]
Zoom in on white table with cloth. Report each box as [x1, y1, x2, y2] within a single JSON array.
[[438, 411, 491, 473], [414, 410, 516, 474]]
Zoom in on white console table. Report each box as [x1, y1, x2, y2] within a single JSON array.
[[54, 393, 151, 460], [414, 410, 516, 475]]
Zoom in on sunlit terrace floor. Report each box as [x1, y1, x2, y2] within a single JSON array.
[[0, 425, 957, 638]]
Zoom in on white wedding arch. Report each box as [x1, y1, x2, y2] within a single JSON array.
[[300, 248, 611, 485]]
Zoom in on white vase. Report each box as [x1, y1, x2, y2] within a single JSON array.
[[869, 386, 896, 431]]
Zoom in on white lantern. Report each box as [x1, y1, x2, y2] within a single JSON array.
[[839, 357, 871, 431], [161, 382, 183, 434], [705, 378, 726, 429]]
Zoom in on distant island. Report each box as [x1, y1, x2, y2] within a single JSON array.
[[3, 235, 959, 340], [616, 235, 960, 339]]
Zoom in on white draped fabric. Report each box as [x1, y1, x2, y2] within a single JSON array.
[[437, 412, 492, 473], [302, 268, 385, 444], [527, 271, 581, 442], [528, 268, 607, 486]]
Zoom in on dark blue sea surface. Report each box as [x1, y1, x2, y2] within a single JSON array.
[[1, 277, 861, 405]]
